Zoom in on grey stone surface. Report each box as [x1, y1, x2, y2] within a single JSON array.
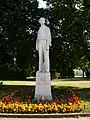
[[35, 71, 52, 100], [35, 17, 52, 100], [36, 17, 51, 72], [0, 117, 90, 120]]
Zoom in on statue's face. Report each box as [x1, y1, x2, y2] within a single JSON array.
[[39, 17, 45, 25]]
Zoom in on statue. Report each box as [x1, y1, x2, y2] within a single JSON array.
[[35, 17, 52, 100], [36, 17, 51, 72]]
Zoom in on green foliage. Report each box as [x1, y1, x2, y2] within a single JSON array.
[[0, 0, 39, 79], [47, 0, 90, 77], [0, 0, 90, 79]]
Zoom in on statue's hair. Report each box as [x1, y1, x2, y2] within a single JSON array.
[[39, 17, 50, 25], [39, 17, 45, 24]]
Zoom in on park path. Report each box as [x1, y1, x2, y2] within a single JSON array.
[[0, 117, 90, 120], [1, 80, 90, 88]]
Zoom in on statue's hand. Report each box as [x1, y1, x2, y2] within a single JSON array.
[[36, 44, 38, 51], [49, 43, 52, 47], [46, 45, 49, 50]]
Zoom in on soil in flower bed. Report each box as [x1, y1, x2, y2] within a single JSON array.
[[0, 85, 86, 113], [0, 85, 90, 101]]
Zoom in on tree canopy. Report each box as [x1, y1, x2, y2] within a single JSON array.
[[0, 0, 90, 79]]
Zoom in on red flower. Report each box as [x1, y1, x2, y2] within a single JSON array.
[[54, 96, 59, 103], [61, 99, 65, 103], [54, 96, 58, 99], [26, 96, 31, 99], [68, 97, 73, 102], [51, 102, 56, 105], [27, 99, 31, 103], [61, 96, 65, 103], [14, 98, 20, 103], [24, 101, 28, 104]]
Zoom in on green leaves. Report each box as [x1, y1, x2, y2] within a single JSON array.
[[0, 0, 90, 79], [48, 0, 89, 77]]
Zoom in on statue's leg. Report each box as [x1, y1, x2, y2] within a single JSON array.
[[43, 41, 49, 72], [39, 41, 43, 72]]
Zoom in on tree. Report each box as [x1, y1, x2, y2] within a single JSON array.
[[0, 0, 40, 79], [1, 0, 90, 79], [45, 0, 89, 77]]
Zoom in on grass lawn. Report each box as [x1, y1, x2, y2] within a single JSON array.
[[0, 78, 90, 113]]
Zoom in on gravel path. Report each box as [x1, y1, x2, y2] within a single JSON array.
[[0, 117, 90, 120]]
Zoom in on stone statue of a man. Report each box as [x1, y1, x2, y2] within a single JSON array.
[[36, 17, 51, 72]]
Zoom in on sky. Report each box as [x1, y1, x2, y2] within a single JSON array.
[[37, 0, 47, 8]]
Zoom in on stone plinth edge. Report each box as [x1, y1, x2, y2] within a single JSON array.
[[0, 113, 90, 118]]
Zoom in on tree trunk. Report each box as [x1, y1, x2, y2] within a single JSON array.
[[82, 69, 84, 78]]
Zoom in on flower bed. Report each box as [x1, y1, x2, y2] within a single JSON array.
[[0, 88, 85, 113]]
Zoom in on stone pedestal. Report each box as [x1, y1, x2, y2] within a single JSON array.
[[35, 71, 52, 100]]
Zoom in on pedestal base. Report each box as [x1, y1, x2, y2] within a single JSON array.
[[35, 71, 52, 100]]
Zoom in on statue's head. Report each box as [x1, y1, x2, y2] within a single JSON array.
[[39, 17, 45, 25]]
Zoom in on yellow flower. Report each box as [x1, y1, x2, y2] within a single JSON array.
[[68, 102, 73, 105], [34, 104, 37, 109], [13, 109, 16, 112], [38, 103, 42, 106], [1, 104, 5, 110], [2, 110, 4, 112], [57, 104, 63, 109], [44, 104, 48, 108], [54, 106, 58, 111], [62, 108, 66, 112], [48, 107, 52, 111], [38, 105, 44, 111]]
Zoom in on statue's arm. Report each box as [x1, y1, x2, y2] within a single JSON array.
[[36, 41, 38, 51], [48, 28, 52, 46], [46, 28, 51, 50], [36, 31, 39, 51]]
